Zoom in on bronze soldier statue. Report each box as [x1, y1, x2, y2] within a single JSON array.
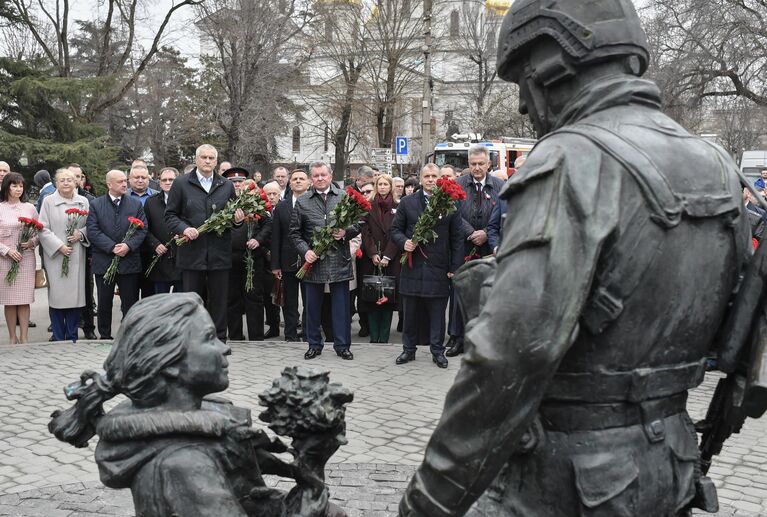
[[400, 1, 760, 516]]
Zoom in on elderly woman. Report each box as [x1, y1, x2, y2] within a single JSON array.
[[0, 173, 39, 344], [38, 168, 90, 342], [49, 293, 346, 517]]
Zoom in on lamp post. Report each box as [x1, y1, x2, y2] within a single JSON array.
[[421, 0, 433, 164]]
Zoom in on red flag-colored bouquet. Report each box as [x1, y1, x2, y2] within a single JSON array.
[[400, 177, 466, 267], [296, 187, 372, 280], [5, 217, 43, 285], [174, 184, 272, 247], [104, 217, 144, 285], [61, 208, 88, 277]]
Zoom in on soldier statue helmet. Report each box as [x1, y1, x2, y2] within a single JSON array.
[[400, 1, 752, 516]]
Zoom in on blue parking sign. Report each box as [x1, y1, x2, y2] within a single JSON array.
[[395, 136, 409, 155]]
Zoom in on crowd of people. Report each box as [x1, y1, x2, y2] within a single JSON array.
[[0, 144, 517, 368]]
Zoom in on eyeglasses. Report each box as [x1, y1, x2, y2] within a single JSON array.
[[160, 178, 175, 182]]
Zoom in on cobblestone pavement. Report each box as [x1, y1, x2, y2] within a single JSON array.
[[1, 339, 767, 516]]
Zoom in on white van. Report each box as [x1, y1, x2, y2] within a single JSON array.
[[740, 150, 767, 186]]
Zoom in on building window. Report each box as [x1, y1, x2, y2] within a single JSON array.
[[450, 10, 459, 38], [292, 126, 301, 153], [487, 29, 496, 52]]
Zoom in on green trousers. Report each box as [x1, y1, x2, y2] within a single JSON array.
[[368, 311, 393, 343]]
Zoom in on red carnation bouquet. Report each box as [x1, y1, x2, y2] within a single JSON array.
[[296, 186, 372, 280], [400, 177, 466, 267], [104, 217, 144, 285], [61, 208, 88, 277], [5, 217, 43, 285], [174, 183, 272, 247]]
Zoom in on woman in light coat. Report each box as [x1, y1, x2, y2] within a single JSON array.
[[39, 169, 90, 342]]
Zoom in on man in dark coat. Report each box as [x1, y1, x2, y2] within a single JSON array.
[[143, 167, 181, 293], [86, 169, 147, 340], [399, 1, 752, 515], [290, 161, 361, 360], [446, 145, 506, 357], [391, 163, 465, 369], [271, 169, 310, 342], [165, 144, 245, 341], [224, 170, 273, 341]]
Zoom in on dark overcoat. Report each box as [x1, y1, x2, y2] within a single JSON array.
[[231, 216, 272, 267], [289, 184, 361, 284], [359, 195, 401, 310], [142, 193, 181, 283], [390, 190, 464, 298], [87, 194, 147, 275], [164, 169, 237, 271], [456, 173, 506, 257], [270, 197, 304, 273]]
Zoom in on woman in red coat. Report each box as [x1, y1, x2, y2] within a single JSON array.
[[359, 175, 401, 343]]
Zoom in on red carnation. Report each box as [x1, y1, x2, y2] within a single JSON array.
[[355, 248, 363, 258], [127, 216, 145, 229], [65, 208, 80, 215], [248, 183, 257, 191]]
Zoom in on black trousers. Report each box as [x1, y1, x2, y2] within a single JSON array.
[[401, 294, 448, 355], [95, 273, 140, 339], [263, 268, 280, 330], [80, 250, 95, 332], [228, 259, 265, 341], [182, 269, 229, 341], [281, 272, 303, 340]]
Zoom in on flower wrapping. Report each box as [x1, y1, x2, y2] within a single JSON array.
[[61, 208, 88, 277], [103, 217, 144, 285], [296, 187, 372, 280], [400, 177, 466, 267], [5, 217, 43, 285], [174, 184, 272, 247]]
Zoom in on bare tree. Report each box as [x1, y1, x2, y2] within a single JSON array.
[[3, 0, 201, 119], [648, 0, 767, 109], [364, 0, 424, 148], [196, 0, 312, 167], [299, 1, 372, 178]]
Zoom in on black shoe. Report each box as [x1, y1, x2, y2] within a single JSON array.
[[285, 336, 300, 342], [28, 320, 36, 328], [264, 327, 280, 339], [396, 351, 416, 365], [358, 326, 370, 338], [49, 336, 55, 342], [83, 330, 97, 340], [337, 349, 354, 360], [432, 353, 448, 368], [445, 336, 458, 349], [304, 348, 321, 360], [47, 324, 53, 332], [100, 336, 114, 340], [445, 342, 464, 357]]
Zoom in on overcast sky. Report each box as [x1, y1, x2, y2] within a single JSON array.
[[67, 0, 201, 63]]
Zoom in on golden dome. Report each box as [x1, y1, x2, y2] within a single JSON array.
[[486, 0, 512, 15]]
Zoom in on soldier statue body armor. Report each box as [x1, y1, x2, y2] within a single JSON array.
[[400, 1, 753, 516]]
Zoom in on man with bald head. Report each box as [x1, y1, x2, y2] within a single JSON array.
[[86, 170, 147, 339], [0, 161, 10, 183]]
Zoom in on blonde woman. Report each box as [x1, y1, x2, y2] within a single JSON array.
[[39, 168, 90, 342], [359, 175, 400, 343]]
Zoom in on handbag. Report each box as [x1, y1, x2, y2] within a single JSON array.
[[35, 268, 48, 289], [271, 277, 285, 307], [360, 266, 396, 304]]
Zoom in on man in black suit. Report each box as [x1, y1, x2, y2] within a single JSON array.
[[86, 169, 147, 340], [143, 167, 182, 294], [391, 163, 465, 368], [446, 144, 506, 357], [165, 144, 245, 341], [271, 169, 310, 342]]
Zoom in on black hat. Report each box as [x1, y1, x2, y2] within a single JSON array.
[[222, 167, 249, 181]]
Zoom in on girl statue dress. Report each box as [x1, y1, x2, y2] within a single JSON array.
[[49, 292, 351, 517]]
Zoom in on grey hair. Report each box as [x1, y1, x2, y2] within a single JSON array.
[[357, 165, 374, 179], [195, 144, 218, 158], [159, 167, 180, 177], [421, 163, 440, 175], [468, 144, 490, 159], [309, 161, 333, 175]]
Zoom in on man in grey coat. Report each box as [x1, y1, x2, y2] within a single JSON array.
[[290, 161, 361, 360]]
